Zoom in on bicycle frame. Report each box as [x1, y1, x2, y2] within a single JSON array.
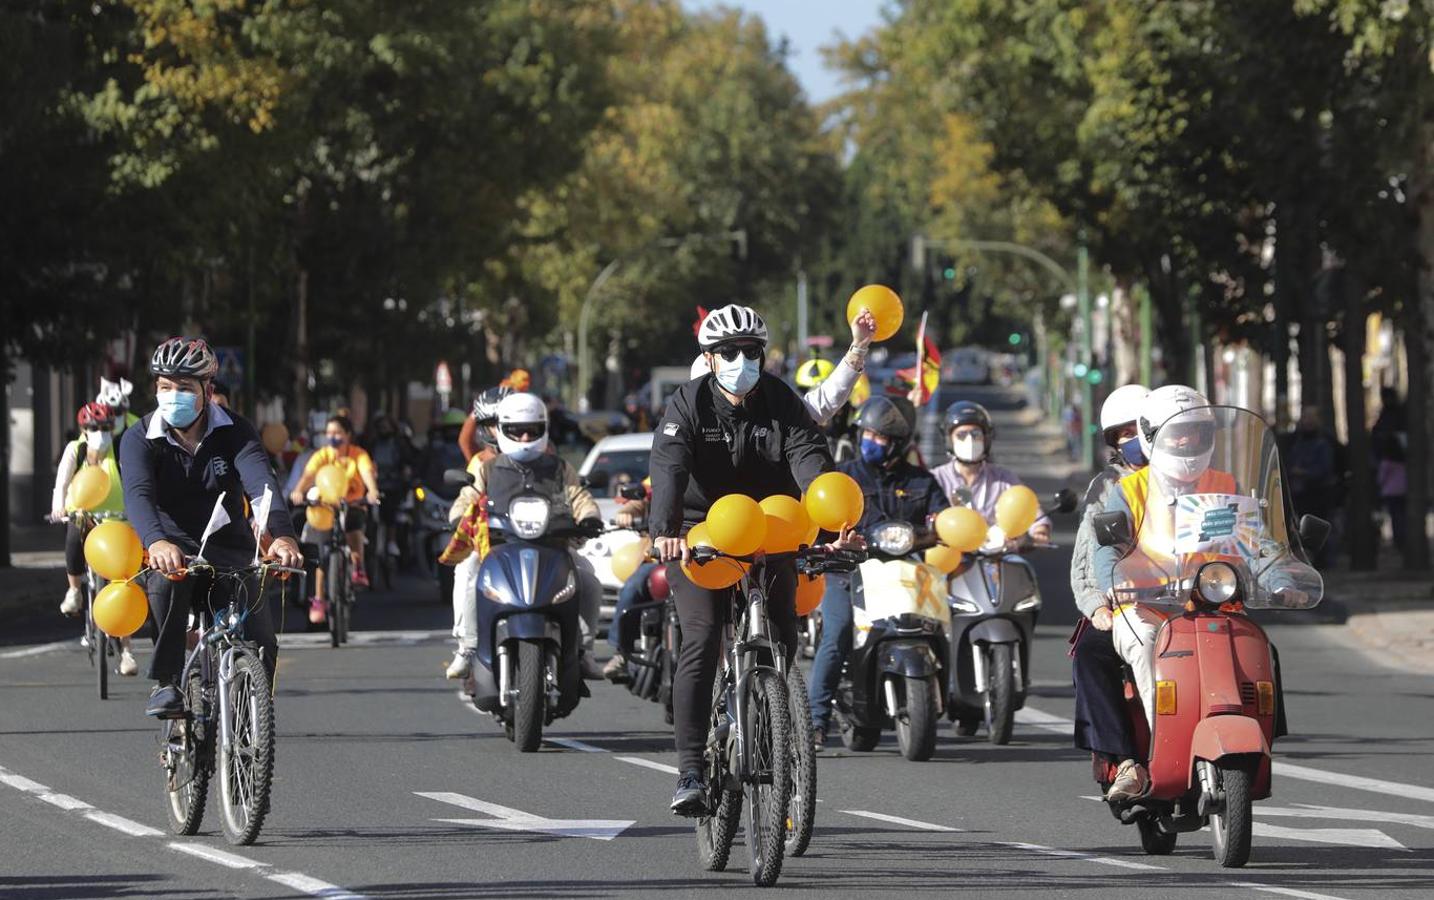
[[724, 566, 787, 780]]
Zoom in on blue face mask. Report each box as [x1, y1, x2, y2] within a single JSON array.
[[328, 436, 344, 449], [1118, 437, 1147, 467], [157, 390, 202, 429], [713, 355, 761, 396], [860, 436, 891, 465]]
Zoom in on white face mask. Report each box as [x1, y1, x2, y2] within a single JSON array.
[[952, 433, 985, 464], [713, 354, 761, 396], [85, 430, 113, 454]]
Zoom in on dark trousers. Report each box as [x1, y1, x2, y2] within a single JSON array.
[[670, 560, 798, 774], [1072, 623, 1139, 761], [65, 524, 86, 577], [145, 570, 278, 686]]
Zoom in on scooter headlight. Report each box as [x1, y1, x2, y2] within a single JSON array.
[[871, 522, 915, 557], [852, 601, 873, 649], [508, 497, 552, 540], [950, 598, 980, 615], [552, 571, 577, 604], [1195, 562, 1239, 605], [1013, 595, 1041, 613]]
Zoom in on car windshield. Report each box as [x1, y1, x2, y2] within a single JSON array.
[[585, 449, 649, 497]]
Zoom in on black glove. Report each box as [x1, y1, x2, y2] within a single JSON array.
[[577, 517, 605, 539]]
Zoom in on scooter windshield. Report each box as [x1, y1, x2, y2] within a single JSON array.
[[1109, 405, 1323, 612]]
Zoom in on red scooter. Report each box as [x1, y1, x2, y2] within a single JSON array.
[[1090, 405, 1327, 867]]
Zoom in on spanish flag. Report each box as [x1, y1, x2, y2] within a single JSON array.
[[897, 315, 941, 405]]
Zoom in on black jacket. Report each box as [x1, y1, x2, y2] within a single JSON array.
[[839, 456, 949, 533], [649, 373, 833, 538]]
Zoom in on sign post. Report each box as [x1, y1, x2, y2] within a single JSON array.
[[435, 361, 453, 410]]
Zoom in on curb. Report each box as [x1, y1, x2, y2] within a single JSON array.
[[1345, 606, 1434, 676]]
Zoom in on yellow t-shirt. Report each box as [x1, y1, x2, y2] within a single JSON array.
[[304, 445, 376, 501]]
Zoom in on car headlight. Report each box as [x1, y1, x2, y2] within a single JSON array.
[[509, 497, 552, 540], [1195, 562, 1239, 605], [872, 522, 915, 557]]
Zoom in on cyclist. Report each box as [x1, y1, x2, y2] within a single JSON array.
[[51, 402, 138, 676], [806, 396, 948, 749], [1068, 383, 1149, 801], [651, 303, 856, 815], [289, 414, 380, 622], [119, 337, 302, 718], [932, 400, 1052, 544], [364, 412, 416, 558]]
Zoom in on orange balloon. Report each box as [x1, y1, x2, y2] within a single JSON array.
[[315, 464, 348, 504], [925, 543, 966, 575], [261, 422, 289, 455], [795, 573, 826, 616], [83, 520, 144, 581], [681, 522, 746, 590], [995, 485, 1040, 537], [706, 494, 767, 557], [67, 466, 111, 512], [611, 540, 646, 584], [935, 506, 988, 553], [306, 505, 335, 531], [847, 284, 904, 342], [93, 580, 148, 638], [759, 495, 810, 552], [804, 471, 865, 532]]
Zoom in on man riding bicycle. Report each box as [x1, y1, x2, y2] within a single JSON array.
[[119, 337, 302, 718], [650, 303, 853, 816]]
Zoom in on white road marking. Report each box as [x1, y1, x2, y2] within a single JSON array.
[[615, 756, 680, 775], [278, 629, 449, 649], [1013, 707, 1075, 735], [38, 792, 93, 811], [841, 810, 961, 832], [1252, 822, 1406, 850], [996, 840, 1165, 871], [169, 841, 264, 869], [1259, 802, 1434, 831], [0, 771, 50, 792], [82, 810, 164, 837], [546, 737, 608, 753], [0, 640, 76, 659], [266, 871, 368, 899], [1227, 882, 1359, 900], [417, 791, 634, 841], [1273, 761, 1434, 805]]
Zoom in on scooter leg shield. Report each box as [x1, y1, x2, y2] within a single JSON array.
[[1188, 716, 1271, 794], [471, 660, 500, 712]]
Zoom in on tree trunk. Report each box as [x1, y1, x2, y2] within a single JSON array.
[[1342, 271, 1375, 570], [1144, 253, 1189, 385], [1110, 278, 1139, 387]]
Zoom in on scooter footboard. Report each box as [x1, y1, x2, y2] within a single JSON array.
[[1188, 716, 1272, 799]]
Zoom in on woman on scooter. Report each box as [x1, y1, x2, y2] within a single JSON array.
[[1069, 383, 1149, 801], [807, 396, 949, 751], [932, 401, 1051, 544]]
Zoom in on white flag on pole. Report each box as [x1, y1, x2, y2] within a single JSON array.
[[251, 486, 273, 564], [196, 492, 231, 562]]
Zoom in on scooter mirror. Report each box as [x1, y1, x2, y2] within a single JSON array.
[[1297, 514, 1331, 556], [1092, 511, 1132, 548], [584, 470, 610, 491], [618, 483, 646, 501], [444, 468, 475, 487], [1050, 488, 1078, 514]]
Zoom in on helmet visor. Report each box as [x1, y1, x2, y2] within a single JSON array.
[[500, 422, 547, 442], [1154, 421, 1215, 458]]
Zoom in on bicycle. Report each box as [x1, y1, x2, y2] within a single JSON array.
[[692, 543, 863, 886], [159, 558, 304, 845], [60, 510, 128, 700], [309, 500, 360, 648]]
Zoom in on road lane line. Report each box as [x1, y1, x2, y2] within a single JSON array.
[[0, 640, 74, 659], [0, 771, 50, 792], [1227, 882, 1357, 900], [841, 810, 961, 832], [38, 792, 93, 811], [267, 871, 368, 899], [1013, 707, 1075, 735], [547, 737, 608, 753], [1272, 761, 1434, 804], [995, 840, 1165, 871], [82, 810, 164, 837], [614, 756, 680, 775], [169, 842, 265, 869]]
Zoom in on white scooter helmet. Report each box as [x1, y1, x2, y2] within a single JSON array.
[[1138, 385, 1214, 484], [496, 392, 549, 463], [1100, 383, 1149, 448]]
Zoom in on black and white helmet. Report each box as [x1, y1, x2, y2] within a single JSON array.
[[149, 337, 218, 379], [697, 304, 769, 349], [471, 385, 513, 426]]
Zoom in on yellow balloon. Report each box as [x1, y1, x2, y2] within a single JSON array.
[[681, 523, 746, 590], [804, 471, 865, 532], [706, 494, 767, 557], [925, 544, 967, 575], [795, 573, 826, 616], [611, 540, 646, 584], [67, 466, 111, 512], [847, 284, 904, 342], [83, 520, 144, 581], [850, 373, 871, 409], [759, 495, 810, 553], [306, 505, 335, 531], [261, 422, 289, 455], [935, 506, 988, 554], [995, 485, 1040, 537], [93, 580, 148, 638], [316, 464, 348, 504]]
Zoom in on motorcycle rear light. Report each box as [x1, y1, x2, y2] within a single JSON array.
[[1256, 680, 1275, 716], [1155, 680, 1176, 716]]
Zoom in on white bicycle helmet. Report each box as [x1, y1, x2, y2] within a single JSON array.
[[495, 392, 549, 463], [1138, 385, 1214, 483], [150, 337, 218, 379], [697, 304, 769, 349], [1099, 383, 1149, 447]]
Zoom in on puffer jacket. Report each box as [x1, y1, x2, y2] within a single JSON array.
[[1069, 463, 1135, 618]]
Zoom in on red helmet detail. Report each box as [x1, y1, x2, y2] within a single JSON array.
[[77, 402, 115, 429]]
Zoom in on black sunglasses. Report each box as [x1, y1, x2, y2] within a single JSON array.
[[501, 422, 546, 441], [713, 344, 763, 362]]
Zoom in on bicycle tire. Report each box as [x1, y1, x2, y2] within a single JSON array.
[[219, 650, 274, 845], [325, 550, 345, 648], [89, 581, 109, 700], [785, 667, 817, 856], [744, 669, 792, 886], [165, 669, 211, 835], [697, 673, 741, 872]]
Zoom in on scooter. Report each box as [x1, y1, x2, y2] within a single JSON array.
[[834, 519, 950, 761], [617, 564, 679, 725], [412, 482, 454, 604], [1089, 404, 1328, 867], [446, 469, 591, 752], [946, 488, 1077, 744]]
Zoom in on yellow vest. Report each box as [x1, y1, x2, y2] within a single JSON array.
[[71, 440, 125, 516]]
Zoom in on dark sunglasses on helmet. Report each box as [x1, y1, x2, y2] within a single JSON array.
[[714, 343, 763, 362], [501, 422, 546, 442]]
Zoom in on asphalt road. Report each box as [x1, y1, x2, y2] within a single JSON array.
[[3, 385, 1431, 899]]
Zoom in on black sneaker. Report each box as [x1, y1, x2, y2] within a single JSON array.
[[145, 684, 185, 719], [670, 770, 708, 817]]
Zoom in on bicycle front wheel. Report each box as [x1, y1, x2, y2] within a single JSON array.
[[325, 551, 345, 648], [744, 669, 792, 887], [219, 650, 275, 845]]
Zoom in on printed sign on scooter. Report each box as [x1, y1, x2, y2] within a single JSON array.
[[1173, 493, 1261, 557]]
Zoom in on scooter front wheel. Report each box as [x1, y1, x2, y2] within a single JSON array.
[[1210, 758, 1256, 867], [984, 643, 1016, 745], [895, 675, 937, 761], [512, 641, 546, 752]]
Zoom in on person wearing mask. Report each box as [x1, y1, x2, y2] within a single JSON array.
[[1068, 383, 1149, 801], [51, 402, 139, 676], [444, 388, 509, 679], [807, 396, 948, 750], [290, 415, 380, 621], [932, 401, 1052, 543]]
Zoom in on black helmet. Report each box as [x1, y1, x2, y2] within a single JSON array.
[[855, 396, 913, 442], [943, 400, 993, 437]]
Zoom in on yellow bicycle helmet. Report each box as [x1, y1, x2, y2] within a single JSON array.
[[795, 358, 835, 388]]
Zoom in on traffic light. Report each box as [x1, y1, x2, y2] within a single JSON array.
[[1073, 362, 1089, 378], [942, 266, 956, 281], [1087, 368, 1104, 385], [1008, 332, 1022, 347]]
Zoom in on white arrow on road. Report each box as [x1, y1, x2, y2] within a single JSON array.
[[416, 791, 634, 841], [1258, 803, 1434, 832], [1252, 822, 1407, 850]]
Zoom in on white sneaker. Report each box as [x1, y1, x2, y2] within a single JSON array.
[[118, 650, 138, 677], [61, 587, 82, 616], [445, 649, 473, 680], [1106, 759, 1150, 803]]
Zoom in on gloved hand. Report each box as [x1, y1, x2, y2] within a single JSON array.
[[577, 517, 605, 539]]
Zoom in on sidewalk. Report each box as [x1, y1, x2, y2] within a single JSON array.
[[1323, 561, 1434, 675], [2, 524, 67, 619]]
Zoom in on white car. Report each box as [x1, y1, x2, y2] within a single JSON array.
[[575, 433, 655, 604]]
